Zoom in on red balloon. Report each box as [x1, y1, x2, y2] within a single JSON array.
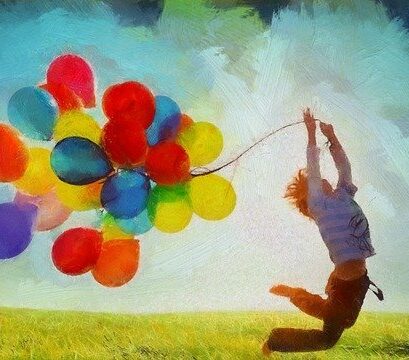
[[47, 54, 95, 108], [92, 239, 140, 287], [145, 142, 191, 185], [40, 83, 82, 113], [102, 119, 147, 167], [102, 81, 155, 129], [0, 124, 28, 182], [52, 228, 102, 276]]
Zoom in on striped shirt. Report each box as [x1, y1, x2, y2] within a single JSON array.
[[307, 145, 376, 265]]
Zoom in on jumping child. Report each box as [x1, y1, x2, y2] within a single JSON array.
[[262, 109, 383, 355]]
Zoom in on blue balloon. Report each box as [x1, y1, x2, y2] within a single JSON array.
[[8, 86, 58, 140], [0, 202, 37, 260], [116, 209, 153, 235], [146, 96, 181, 146], [51, 137, 113, 185], [101, 170, 150, 219]]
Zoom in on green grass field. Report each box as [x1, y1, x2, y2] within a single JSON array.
[[0, 308, 408, 359]]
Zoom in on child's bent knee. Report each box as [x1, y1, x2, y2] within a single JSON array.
[[323, 329, 343, 349]]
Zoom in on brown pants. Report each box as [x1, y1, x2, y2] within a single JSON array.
[[266, 272, 370, 352]]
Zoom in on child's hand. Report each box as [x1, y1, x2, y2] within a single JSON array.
[[303, 108, 316, 131], [319, 122, 335, 139]]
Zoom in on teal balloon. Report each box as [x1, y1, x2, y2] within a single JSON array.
[[51, 137, 113, 185], [7, 86, 58, 140], [116, 209, 153, 235]]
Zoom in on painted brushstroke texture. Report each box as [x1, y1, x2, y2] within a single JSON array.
[[0, 0, 408, 313]]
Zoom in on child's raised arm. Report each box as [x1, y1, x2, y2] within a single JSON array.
[[304, 109, 322, 199], [320, 122, 357, 195]]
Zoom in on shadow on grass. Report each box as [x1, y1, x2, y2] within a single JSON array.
[[379, 341, 409, 357], [339, 340, 409, 357]]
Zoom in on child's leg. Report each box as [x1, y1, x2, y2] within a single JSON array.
[[264, 273, 369, 353], [290, 290, 327, 320], [265, 299, 345, 352], [265, 322, 344, 352]]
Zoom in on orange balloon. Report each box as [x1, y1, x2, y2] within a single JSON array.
[[0, 124, 29, 182], [92, 239, 140, 287], [177, 114, 194, 133]]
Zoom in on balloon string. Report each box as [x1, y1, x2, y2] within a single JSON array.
[[190, 119, 321, 177]]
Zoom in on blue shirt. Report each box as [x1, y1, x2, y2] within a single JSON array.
[[307, 145, 376, 265]]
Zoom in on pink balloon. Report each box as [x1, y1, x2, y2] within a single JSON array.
[[47, 54, 95, 108], [14, 190, 72, 231]]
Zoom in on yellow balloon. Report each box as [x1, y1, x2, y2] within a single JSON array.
[[101, 214, 134, 242], [14, 148, 58, 196], [154, 200, 192, 233], [56, 180, 103, 211], [189, 174, 236, 220], [177, 121, 223, 166], [53, 110, 101, 144]]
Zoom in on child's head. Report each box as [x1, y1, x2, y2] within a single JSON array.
[[284, 169, 312, 219], [284, 169, 334, 219]]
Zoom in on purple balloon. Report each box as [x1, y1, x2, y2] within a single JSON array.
[[0, 202, 37, 260]]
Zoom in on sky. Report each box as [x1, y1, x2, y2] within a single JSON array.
[[0, 0, 408, 314]]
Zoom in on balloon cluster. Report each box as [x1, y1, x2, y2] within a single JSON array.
[[0, 54, 236, 287]]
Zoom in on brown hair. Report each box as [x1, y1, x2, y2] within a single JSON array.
[[284, 169, 314, 220]]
